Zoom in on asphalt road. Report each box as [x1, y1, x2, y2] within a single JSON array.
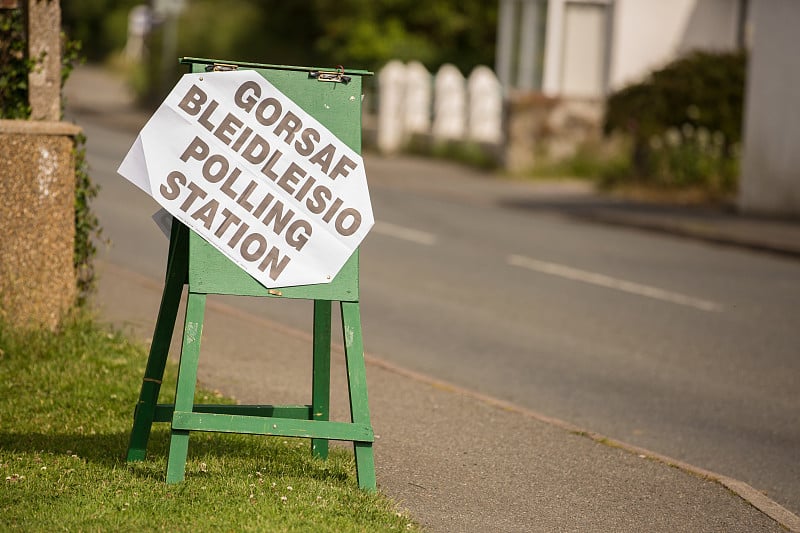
[[75, 113, 800, 515]]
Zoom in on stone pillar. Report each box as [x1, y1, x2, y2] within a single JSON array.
[[125, 5, 152, 62], [432, 64, 466, 141], [403, 61, 432, 136], [0, 2, 81, 329], [26, 0, 62, 121], [503, 92, 558, 172], [0, 120, 81, 329], [376, 60, 406, 154], [467, 66, 503, 144]]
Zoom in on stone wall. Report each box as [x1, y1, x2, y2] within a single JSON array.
[[0, 119, 81, 329], [373, 61, 604, 173], [504, 92, 604, 173]]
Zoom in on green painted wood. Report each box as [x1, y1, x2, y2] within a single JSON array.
[[184, 59, 363, 300], [126, 222, 188, 462], [171, 412, 374, 442], [185, 58, 367, 152], [166, 430, 190, 484], [353, 442, 377, 491], [342, 302, 371, 425], [153, 404, 312, 423], [311, 300, 332, 458], [188, 234, 358, 301], [341, 302, 376, 491], [166, 292, 207, 484]]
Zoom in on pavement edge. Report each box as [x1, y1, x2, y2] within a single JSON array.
[[101, 260, 800, 532], [363, 355, 800, 532]]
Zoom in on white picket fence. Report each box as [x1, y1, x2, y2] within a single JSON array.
[[376, 61, 504, 154]]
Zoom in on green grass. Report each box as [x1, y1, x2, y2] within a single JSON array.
[[0, 315, 417, 532]]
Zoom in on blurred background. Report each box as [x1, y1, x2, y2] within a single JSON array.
[[62, 0, 497, 103], [58, 0, 789, 214]]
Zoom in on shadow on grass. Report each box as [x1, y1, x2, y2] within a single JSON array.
[[0, 429, 352, 483], [0, 430, 131, 466]]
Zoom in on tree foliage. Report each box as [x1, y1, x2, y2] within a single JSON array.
[[174, 1, 319, 66], [0, 8, 32, 118], [62, 0, 141, 62], [312, 0, 496, 72], [63, 0, 497, 73]]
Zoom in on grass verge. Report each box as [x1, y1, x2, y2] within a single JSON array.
[[0, 315, 417, 532]]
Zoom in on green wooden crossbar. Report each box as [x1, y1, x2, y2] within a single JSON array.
[[149, 404, 313, 423], [171, 412, 374, 441], [125, 58, 376, 491]]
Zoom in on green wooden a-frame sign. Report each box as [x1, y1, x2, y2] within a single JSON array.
[[125, 57, 376, 490]]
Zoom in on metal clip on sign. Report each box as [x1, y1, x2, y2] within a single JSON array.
[[205, 63, 239, 72], [309, 65, 351, 84]]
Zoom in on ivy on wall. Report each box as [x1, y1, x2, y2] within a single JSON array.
[[0, 8, 32, 119]]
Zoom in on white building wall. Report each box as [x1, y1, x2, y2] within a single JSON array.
[[543, 0, 741, 97], [608, 0, 739, 90], [739, 0, 800, 215], [672, 0, 741, 54]]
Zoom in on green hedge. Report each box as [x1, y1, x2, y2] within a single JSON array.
[[602, 51, 746, 194]]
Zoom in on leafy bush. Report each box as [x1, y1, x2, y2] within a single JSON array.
[[643, 125, 740, 192], [61, 0, 141, 62], [602, 50, 746, 194], [73, 130, 100, 305]]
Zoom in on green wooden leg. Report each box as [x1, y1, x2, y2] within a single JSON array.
[[340, 302, 376, 491], [353, 441, 376, 491], [166, 292, 206, 484], [127, 222, 188, 462], [311, 300, 332, 459]]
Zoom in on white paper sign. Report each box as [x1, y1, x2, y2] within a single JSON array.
[[118, 70, 373, 288]]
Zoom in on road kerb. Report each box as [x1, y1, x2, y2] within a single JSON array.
[[100, 258, 800, 532]]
